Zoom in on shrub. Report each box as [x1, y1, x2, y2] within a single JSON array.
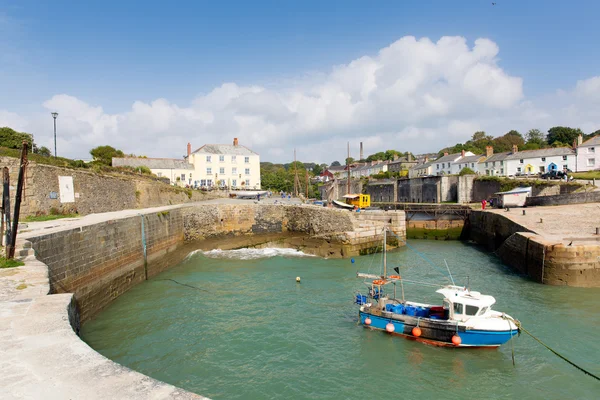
[[459, 167, 476, 176]]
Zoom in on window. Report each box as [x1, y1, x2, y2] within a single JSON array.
[[245, 168, 250, 175], [207, 179, 213, 187], [541, 157, 546, 162], [589, 147, 595, 153], [245, 156, 250, 163], [563, 164, 568, 171], [485, 162, 488, 167], [517, 167, 522, 173], [453, 303, 463, 315], [471, 163, 474, 168], [562, 155, 567, 160], [181, 174, 186, 181], [232, 167, 237, 175], [232, 155, 237, 162], [539, 166, 545, 173], [157, 172, 162, 177], [500, 169, 504, 174], [588, 158, 595, 166], [500, 161, 503, 165], [478, 307, 489, 316], [465, 305, 479, 316], [492, 161, 496, 166], [519, 159, 523, 164], [245, 179, 250, 186], [486, 170, 490, 176], [437, 164, 440, 170], [442, 163, 445, 168], [219, 155, 225, 162], [200, 179, 206, 186], [232, 179, 237, 187], [219, 167, 225, 174], [206, 167, 212, 175], [206, 155, 211, 162]]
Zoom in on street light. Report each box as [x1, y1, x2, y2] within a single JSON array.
[[51, 112, 58, 157]]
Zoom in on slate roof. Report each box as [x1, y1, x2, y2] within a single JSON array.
[[433, 153, 464, 163], [504, 147, 575, 160], [480, 152, 511, 163], [327, 165, 347, 172], [192, 144, 258, 155], [112, 157, 194, 170], [580, 135, 600, 147], [456, 155, 484, 164], [411, 160, 435, 170]]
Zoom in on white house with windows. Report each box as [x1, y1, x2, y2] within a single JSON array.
[[451, 154, 484, 175], [504, 146, 576, 176], [477, 146, 511, 176], [187, 138, 261, 189], [350, 161, 388, 178], [433, 151, 475, 175], [111, 157, 195, 186], [112, 138, 261, 189], [576, 135, 600, 171]]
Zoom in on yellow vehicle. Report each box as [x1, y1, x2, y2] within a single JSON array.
[[343, 194, 371, 209]]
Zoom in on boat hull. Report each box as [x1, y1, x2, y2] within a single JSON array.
[[359, 311, 517, 348]]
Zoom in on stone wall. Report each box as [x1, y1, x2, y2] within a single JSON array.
[[319, 179, 363, 202], [525, 191, 600, 207], [397, 177, 441, 203], [365, 180, 396, 202], [27, 209, 184, 321], [457, 175, 476, 203], [0, 156, 222, 218], [439, 176, 458, 202]]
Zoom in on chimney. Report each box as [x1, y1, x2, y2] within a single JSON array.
[[393, 154, 399, 161], [444, 152, 449, 156], [572, 138, 578, 149], [233, 138, 239, 146], [360, 142, 364, 160], [424, 156, 429, 162], [187, 142, 191, 157], [512, 144, 518, 154], [408, 153, 413, 162], [577, 134, 583, 146], [486, 146, 493, 158], [461, 149, 465, 157]]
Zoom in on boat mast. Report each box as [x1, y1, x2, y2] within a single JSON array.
[[346, 141, 350, 195], [294, 148, 299, 197], [383, 227, 387, 278]]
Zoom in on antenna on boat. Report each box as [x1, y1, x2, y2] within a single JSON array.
[[444, 259, 455, 286], [382, 226, 387, 278]]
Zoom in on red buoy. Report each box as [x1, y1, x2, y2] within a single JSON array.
[[452, 335, 462, 345], [412, 327, 422, 337], [386, 322, 395, 333], [364, 317, 371, 326]]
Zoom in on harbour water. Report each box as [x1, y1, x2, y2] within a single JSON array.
[[81, 241, 599, 400]]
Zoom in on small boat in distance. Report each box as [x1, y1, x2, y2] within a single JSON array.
[[355, 228, 519, 348]]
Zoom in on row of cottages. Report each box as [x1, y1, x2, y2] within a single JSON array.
[[479, 145, 576, 176], [112, 138, 262, 189], [350, 161, 389, 178]]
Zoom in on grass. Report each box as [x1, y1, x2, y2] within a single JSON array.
[[571, 171, 600, 180], [24, 213, 79, 222], [0, 256, 24, 268]]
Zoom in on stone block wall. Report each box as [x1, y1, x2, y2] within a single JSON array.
[[397, 176, 442, 203], [525, 191, 600, 207], [27, 209, 184, 321], [365, 180, 396, 202], [457, 175, 476, 203]]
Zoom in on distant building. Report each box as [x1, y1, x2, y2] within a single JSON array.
[[350, 161, 388, 178], [576, 134, 600, 172], [113, 138, 261, 189], [433, 151, 475, 175], [408, 158, 435, 178], [451, 154, 485, 175], [387, 154, 418, 174], [504, 145, 575, 176], [477, 146, 510, 176]]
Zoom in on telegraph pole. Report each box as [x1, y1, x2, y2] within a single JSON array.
[[51, 112, 58, 157], [347, 141, 350, 195]]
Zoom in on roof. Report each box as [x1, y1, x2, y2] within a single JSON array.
[[434, 152, 469, 163], [389, 157, 417, 165], [456, 154, 484, 164], [436, 286, 496, 308], [580, 135, 600, 147], [504, 147, 575, 160], [495, 186, 532, 195], [192, 144, 258, 155], [112, 157, 194, 170], [327, 165, 346, 172], [411, 160, 435, 170], [342, 194, 360, 199], [480, 152, 511, 163]]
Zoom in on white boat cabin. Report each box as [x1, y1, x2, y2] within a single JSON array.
[[436, 286, 496, 322]]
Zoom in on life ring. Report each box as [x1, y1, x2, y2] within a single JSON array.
[[372, 279, 386, 285], [388, 275, 401, 280]]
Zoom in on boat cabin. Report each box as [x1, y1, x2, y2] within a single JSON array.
[[436, 286, 496, 322], [343, 194, 371, 208]]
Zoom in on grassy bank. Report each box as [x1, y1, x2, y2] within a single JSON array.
[[24, 214, 79, 222], [571, 171, 600, 180], [406, 226, 464, 240], [0, 256, 24, 268]]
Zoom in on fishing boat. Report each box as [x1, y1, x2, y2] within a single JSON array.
[[355, 228, 519, 348]]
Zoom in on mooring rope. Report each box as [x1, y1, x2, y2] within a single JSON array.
[[158, 278, 209, 292], [501, 315, 600, 381]]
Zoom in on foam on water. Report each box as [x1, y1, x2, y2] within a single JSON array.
[[188, 247, 314, 260]]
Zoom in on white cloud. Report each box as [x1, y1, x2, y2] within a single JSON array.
[[1, 35, 599, 162]]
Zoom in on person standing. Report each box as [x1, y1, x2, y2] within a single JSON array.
[[481, 199, 487, 210]]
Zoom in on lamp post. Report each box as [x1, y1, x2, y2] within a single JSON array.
[[51, 112, 58, 157]]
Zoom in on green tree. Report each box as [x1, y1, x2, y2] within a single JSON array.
[[0, 127, 34, 150], [492, 130, 525, 152], [330, 161, 341, 167], [345, 157, 355, 165], [90, 145, 125, 166], [459, 167, 476, 175], [37, 146, 52, 157], [525, 128, 546, 146], [366, 152, 386, 162], [384, 150, 402, 160], [546, 126, 583, 146], [312, 163, 323, 176]]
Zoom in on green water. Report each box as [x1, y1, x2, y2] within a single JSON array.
[[81, 242, 600, 400]]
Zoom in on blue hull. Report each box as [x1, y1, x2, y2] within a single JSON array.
[[359, 312, 517, 348]]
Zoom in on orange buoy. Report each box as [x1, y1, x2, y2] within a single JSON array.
[[372, 279, 386, 285], [386, 322, 395, 333], [389, 275, 401, 280], [364, 317, 372, 326], [452, 335, 462, 345], [412, 327, 422, 337]]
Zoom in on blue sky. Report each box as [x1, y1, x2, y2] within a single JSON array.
[[1, 0, 600, 162]]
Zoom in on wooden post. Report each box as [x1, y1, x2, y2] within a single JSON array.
[[7, 141, 28, 259], [2, 167, 10, 248]]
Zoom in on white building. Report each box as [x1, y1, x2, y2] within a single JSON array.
[[433, 151, 475, 175], [112, 138, 261, 189], [350, 161, 388, 178], [478, 146, 511, 176], [112, 157, 194, 186], [187, 138, 261, 189], [451, 154, 484, 175], [504, 146, 576, 176], [576, 135, 600, 172]]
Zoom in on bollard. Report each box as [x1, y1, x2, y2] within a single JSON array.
[[596, 227, 599, 235], [540, 218, 543, 223], [522, 210, 526, 216]]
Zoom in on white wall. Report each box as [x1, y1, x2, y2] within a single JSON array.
[[505, 154, 576, 176], [576, 145, 599, 172], [477, 160, 507, 176], [189, 152, 261, 189], [150, 168, 195, 186]]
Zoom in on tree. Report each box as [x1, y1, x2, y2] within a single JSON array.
[[459, 167, 476, 176], [312, 163, 323, 176], [0, 127, 34, 150], [384, 150, 402, 160], [492, 130, 525, 152], [330, 161, 341, 167], [37, 146, 52, 157], [546, 126, 583, 146], [366, 152, 386, 162], [90, 145, 125, 166], [345, 157, 355, 165], [525, 128, 545, 146]]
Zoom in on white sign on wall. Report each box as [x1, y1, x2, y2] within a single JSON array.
[[58, 176, 75, 203]]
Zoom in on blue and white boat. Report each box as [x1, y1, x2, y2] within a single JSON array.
[[355, 228, 519, 348]]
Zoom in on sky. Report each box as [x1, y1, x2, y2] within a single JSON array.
[[1, 0, 600, 163]]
